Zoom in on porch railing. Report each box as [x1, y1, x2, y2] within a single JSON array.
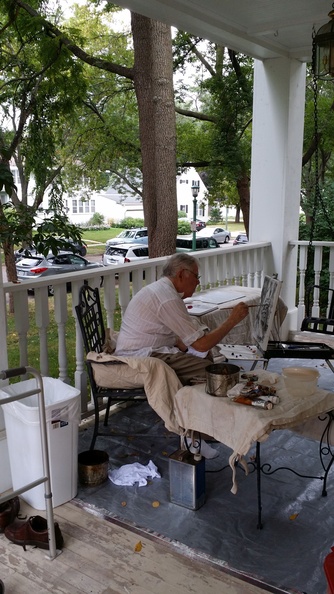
[[2, 241, 272, 416], [290, 240, 334, 329]]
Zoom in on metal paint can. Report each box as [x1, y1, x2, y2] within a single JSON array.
[[169, 449, 206, 510], [205, 363, 240, 397]]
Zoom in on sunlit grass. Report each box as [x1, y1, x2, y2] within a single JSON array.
[[6, 289, 122, 384]]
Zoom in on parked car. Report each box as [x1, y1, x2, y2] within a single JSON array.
[[233, 233, 248, 245], [178, 218, 206, 231], [102, 243, 149, 266], [15, 238, 87, 261], [197, 226, 231, 244], [175, 236, 219, 251], [105, 228, 148, 247], [16, 252, 103, 295], [194, 219, 206, 231]]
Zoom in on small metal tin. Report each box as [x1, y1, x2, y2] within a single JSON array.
[[169, 449, 206, 510]]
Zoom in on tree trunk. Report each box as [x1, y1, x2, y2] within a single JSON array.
[[131, 13, 177, 258], [236, 174, 250, 236], [3, 240, 17, 314]]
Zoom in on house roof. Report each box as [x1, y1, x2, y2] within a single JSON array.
[[112, 0, 330, 62]]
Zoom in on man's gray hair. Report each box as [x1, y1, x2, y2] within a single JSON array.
[[162, 253, 200, 278]]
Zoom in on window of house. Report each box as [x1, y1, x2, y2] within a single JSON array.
[[72, 200, 78, 213], [85, 202, 90, 213], [180, 205, 188, 214], [79, 200, 84, 213], [91, 200, 95, 213]]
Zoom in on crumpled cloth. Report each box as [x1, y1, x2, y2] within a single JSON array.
[[108, 460, 161, 487]]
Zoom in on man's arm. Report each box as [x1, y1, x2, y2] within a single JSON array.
[[174, 338, 188, 352], [190, 302, 249, 352]]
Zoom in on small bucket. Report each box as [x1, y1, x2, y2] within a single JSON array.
[[78, 450, 109, 486], [205, 363, 240, 397]]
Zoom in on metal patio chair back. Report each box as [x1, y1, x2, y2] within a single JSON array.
[[75, 284, 146, 450], [301, 285, 334, 335]]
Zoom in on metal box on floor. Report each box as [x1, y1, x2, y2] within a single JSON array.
[[169, 449, 205, 510]]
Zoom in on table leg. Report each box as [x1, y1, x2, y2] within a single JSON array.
[[256, 441, 263, 529], [319, 411, 334, 496]]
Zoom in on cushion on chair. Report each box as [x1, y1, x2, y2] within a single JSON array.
[[86, 352, 183, 434]]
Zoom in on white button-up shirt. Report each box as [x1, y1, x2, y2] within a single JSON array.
[[115, 277, 208, 357]]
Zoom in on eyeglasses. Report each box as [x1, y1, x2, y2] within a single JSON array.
[[184, 269, 201, 281]]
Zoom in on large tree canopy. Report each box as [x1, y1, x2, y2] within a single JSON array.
[[1, 0, 178, 258]]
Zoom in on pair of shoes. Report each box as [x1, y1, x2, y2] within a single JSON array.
[[4, 515, 64, 551], [181, 436, 219, 460], [0, 497, 20, 533]]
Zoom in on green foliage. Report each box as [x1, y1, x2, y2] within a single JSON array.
[[177, 210, 187, 218], [173, 34, 254, 207], [117, 217, 145, 229], [0, 203, 35, 246], [208, 206, 222, 222], [87, 212, 105, 226], [0, 164, 16, 196], [33, 213, 84, 256], [177, 220, 191, 234]]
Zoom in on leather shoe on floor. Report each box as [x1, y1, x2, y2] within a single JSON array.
[[0, 497, 20, 533], [4, 515, 64, 551]]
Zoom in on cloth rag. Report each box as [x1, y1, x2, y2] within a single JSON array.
[[108, 460, 161, 487]]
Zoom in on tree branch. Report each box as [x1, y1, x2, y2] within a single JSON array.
[[13, 0, 134, 80], [175, 106, 216, 123]]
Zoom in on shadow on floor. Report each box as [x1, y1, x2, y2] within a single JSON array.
[[76, 358, 334, 594]]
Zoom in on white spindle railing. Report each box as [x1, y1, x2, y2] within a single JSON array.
[[290, 240, 334, 328], [2, 241, 272, 415]]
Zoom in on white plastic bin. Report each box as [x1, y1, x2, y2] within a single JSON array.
[[0, 377, 81, 510]]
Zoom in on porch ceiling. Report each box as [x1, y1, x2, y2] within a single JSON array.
[[111, 0, 331, 62]]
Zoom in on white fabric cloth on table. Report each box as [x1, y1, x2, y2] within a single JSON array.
[[173, 369, 334, 493]]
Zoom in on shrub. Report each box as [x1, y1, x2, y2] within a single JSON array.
[[87, 212, 105, 226], [177, 220, 191, 234], [117, 217, 145, 229]]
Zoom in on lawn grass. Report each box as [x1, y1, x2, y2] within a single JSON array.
[[6, 289, 122, 384]]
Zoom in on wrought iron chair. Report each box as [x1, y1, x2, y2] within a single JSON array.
[[301, 285, 334, 335], [75, 284, 146, 450]]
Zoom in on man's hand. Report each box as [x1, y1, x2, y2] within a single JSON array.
[[228, 301, 249, 324]]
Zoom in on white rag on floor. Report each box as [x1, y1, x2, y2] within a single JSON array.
[[108, 460, 161, 487]]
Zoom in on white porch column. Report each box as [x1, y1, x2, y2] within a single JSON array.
[[250, 57, 306, 336]]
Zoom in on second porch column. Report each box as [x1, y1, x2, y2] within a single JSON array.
[[250, 57, 306, 337]]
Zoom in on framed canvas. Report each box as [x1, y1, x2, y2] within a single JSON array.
[[252, 276, 283, 352]]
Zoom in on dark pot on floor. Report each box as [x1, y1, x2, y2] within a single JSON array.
[[78, 450, 109, 486]]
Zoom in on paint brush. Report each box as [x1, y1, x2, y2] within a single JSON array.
[[220, 303, 262, 310]]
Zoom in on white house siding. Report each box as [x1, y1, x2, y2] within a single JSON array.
[[5, 166, 209, 226]]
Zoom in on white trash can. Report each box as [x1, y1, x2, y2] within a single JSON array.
[[0, 377, 81, 510]]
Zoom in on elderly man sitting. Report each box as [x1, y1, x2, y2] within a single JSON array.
[[115, 253, 249, 458], [116, 252, 248, 384]]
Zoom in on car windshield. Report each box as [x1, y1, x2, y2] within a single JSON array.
[[117, 230, 131, 238]]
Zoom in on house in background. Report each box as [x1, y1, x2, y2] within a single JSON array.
[[5, 163, 237, 227], [63, 167, 210, 225]]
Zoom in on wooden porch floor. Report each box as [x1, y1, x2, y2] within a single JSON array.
[[0, 500, 283, 594]]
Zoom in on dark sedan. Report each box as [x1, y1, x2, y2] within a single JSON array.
[[16, 252, 103, 295]]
